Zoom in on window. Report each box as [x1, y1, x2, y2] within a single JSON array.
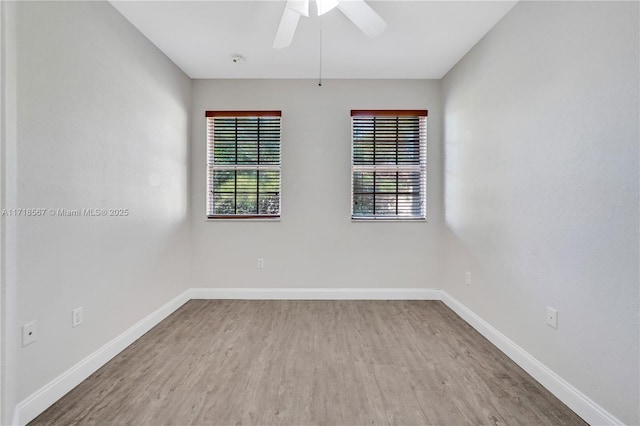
[[351, 110, 427, 220], [206, 111, 281, 219]]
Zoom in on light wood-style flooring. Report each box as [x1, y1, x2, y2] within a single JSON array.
[[32, 300, 586, 425]]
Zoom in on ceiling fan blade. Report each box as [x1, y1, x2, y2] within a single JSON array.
[[316, 0, 339, 16], [273, 6, 302, 49], [337, 0, 387, 38], [288, 0, 309, 17]]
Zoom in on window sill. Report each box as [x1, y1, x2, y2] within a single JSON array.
[[351, 217, 427, 222], [206, 216, 281, 222]]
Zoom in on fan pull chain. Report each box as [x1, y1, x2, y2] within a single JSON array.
[[318, 27, 323, 87]]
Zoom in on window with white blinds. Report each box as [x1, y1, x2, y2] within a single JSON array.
[[206, 111, 281, 219], [351, 110, 427, 220]]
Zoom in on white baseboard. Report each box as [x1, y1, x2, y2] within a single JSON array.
[[189, 287, 442, 300], [13, 287, 624, 426], [439, 290, 623, 426], [12, 289, 191, 426]]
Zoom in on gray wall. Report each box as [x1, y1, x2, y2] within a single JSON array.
[[441, 2, 639, 423], [1, 1, 19, 423], [14, 1, 191, 402], [190, 79, 443, 290]]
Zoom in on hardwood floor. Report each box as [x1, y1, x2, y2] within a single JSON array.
[[31, 300, 586, 425]]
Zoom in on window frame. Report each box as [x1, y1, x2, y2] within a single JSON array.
[[350, 109, 428, 221], [206, 110, 282, 220]]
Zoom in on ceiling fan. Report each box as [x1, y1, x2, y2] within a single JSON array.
[[273, 0, 387, 49]]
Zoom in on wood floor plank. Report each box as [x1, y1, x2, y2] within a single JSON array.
[[31, 300, 586, 426]]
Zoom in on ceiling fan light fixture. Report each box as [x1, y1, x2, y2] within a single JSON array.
[[273, 0, 386, 49], [316, 0, 339, 16]]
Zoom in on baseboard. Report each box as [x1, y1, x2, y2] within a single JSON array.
[[439, 290, 623, 426], [12, 289, 191, 426], [13, 287, 624, 426], [189, 287, 442, 300]]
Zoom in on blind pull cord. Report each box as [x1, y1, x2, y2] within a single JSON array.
[[318, 27, 323, 87]]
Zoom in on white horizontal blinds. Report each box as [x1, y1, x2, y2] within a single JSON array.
[[351, 110, 427, 220], [206, 111, 281, 218]]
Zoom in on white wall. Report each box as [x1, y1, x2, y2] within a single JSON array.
[[14, 0, 191, 404], [191, 80, 443, 290], [441, 1, 639, 424]]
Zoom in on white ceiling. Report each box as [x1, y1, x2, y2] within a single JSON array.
[[110, 1, 516, 79]]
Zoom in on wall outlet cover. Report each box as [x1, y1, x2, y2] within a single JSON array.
[[546, 307, 558, 329], [22, 321, 37, 347], [72, 307, 83, 328]]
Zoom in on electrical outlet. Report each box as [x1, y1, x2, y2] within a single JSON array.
[[465, 271, 471, 286], [546, 307, 558, 329], [257, 258, 264, 269], [22, 321, 37, 347], [72, 307, 83, 328]]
